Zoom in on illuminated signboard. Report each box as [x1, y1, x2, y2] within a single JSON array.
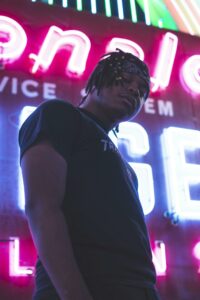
[[0, 0, 199, 299], [30, 0, 200, 37]]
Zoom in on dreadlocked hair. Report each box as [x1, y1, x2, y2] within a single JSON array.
[[83, 48, 150, 99], [80, 49, 150, 135]]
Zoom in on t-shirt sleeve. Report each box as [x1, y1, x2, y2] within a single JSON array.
[[18, 100, 80, 164]]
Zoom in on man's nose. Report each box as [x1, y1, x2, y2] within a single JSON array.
[[128, 85, 140, 97]]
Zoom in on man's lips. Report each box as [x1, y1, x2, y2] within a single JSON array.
[[119, 94, 138, 108]]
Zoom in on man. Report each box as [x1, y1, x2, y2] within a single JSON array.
[[19, 49, 161, 300]]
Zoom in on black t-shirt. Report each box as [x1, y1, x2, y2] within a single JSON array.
[[18, 100, 156, 297]]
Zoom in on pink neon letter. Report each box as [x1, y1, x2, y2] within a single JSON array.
[[152, 241, 167, 276], [151, 32, 178, 92], [30, 26, 91, 76], [9, 237, 34, 276], [193, 241, 200, 274], [0, 16, 27, 61], [106, 37, 144, 61], [193, 241, 200, 260], [181, 55, 200, 94]]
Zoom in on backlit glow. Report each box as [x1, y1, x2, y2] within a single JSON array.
[[151, 32, 178, 92], [106, 38, 144, 61], [91, 0, 97, 14], [161, 127, 200, 220], [30, 27, 91, 76], [143, 0, 151, 25], [76, 0, 83, 11], [117, 0, 124, 20], [62, 0, 68, 8], [152, 241, 167, 276], [9, 237, 34, 276], [129, 0, 137, 22], [18, 106, 37, 210], [117, 122, 155, 215], [0, 16, 27, 61], [118, 122, 149, 156], [104, 0, 111, 17], [181, 55, 200, 94], [165, 0, 197, 36]]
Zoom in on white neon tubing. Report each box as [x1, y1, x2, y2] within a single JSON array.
[[117, 0, 124, 20], [62, 0, 68, 8], [106, 37, 144, 61], [143, 0, 151, 25], [118, 122, 149, 156], [30, 27, 91, 76], [9, 237, 34, 276], [91, 0, 97, 13], [152, 241, 167, 276], [170, 0, 196, 35], [129, 163, 155, 215], [161, 127, 200, 220], [116, 121, 154, 215], [129, 0, 137, 22], [181, 55, 200, 94], [0, 16, 27, 61], [151, 32, 178, 92]]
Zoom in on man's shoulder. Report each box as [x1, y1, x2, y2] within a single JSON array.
[[37, 99, 77, 113]]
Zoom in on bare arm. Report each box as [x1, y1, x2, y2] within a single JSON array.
[[21, 140, 93, 300]]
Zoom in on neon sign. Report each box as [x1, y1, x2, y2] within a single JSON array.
[[17, 107, 200, 221], [0, 76, 57, 99], [151, 32, 178, 92], [0, 15, 200, 94], [0, 2, 199, 298], [2, 236, 199, 278], [181, 55, 200, 94], [0, 16, 27, 61], [161, 127, 200, 220], [9, 237, 34, 276], [30, 27, 91, 76], [1, 237, 166, 277]]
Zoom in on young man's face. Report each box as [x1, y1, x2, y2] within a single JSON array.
[[93, 72, 148, 123]]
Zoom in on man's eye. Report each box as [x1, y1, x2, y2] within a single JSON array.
[[123, 77, 131, 83]]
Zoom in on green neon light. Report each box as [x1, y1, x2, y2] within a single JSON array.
[[136, 0, 178, 31], [104, 0, 112, 17], [77, 0, 83, 11], [30, 0, 182, 34], [130, 0, 137, 22], [62, 0, 68, 8]]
